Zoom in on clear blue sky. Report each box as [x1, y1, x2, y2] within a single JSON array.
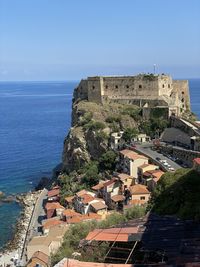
[[0, 0, 199, 81]]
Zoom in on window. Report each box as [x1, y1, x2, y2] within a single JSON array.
[[115, 85, 118, 89], [182, 91, 185, 94], [140, 196, 145, 200], [181, 98, 184, 103], [139, 85, 142, 89], [168, 84, 170, 88], [92, 85, 95, 89], [162, 84, 165, 88], [126, 85, 129, 88], [105, 85, 108, 89]]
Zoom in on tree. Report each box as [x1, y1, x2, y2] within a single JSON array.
[[122, 127, 138, 143], [82, 161, 100, 187], [99, 150, 117, 171]]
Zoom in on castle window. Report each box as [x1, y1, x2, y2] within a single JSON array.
[[181, 98, 184, 103], [92, 86, 95, 89], [126, 85, 129, 89], [105, 85, 108, 89], [139, 85, 142, 89], [168, 84, 170, 88], [182, 91, 185, 94], [115, 85, 118, 89], [162, 84, 165, 88]]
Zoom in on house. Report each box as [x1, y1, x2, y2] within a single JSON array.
[[130, 184, 150, 204], [64, 195, 75, 208], [143, 169, 164, 191], [138, 164, 159, 183], [115, 173, 135, 189], [47, 186, 60, 202], [42, 217, 65, 234], [73, 190, 95, 214], [133, 133, 150, 143], [92, 181, 108, 198], [119, 149, 148, 178], [89, 199, 108, 215], [27, 224, 68, 260], [27, 251, 49, 267], [110, 131, 124, 150], [66, 212, 101, 224], [45, 202, 65, 219], [193, 158, 200, 172], [62, 209, 80, 221], [110, 194, 125, 210], [100, 178, 123, 208]]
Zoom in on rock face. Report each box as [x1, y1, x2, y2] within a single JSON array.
[[62, 93, 138, 173]]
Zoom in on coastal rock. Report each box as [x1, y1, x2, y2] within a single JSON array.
[[35, 176, 50, 191], [62, 99, 138, 172]]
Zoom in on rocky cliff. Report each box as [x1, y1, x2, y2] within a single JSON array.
[[62, 95, 139, 173]]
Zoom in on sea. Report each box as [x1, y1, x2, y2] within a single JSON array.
[[0, 79, 199, 248]]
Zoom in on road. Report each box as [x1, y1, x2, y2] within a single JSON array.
[[133, 143, 182, 171], [20, 188, 48, 265]]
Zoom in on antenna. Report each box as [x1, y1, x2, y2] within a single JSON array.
[[153, 64, 156, 75]]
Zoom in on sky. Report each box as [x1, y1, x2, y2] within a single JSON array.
[[0, 0, 200, 81]]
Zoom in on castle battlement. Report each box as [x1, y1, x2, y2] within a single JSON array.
[[74, 73, 190, 117]]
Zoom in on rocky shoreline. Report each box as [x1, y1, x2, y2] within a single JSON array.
[[0, 190, 41, 265]]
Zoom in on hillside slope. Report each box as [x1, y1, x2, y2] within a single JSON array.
[[150, 168, 200, 220]]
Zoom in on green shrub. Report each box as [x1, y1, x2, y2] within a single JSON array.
[[105, 115, 121, 123], [99, 150, 117, 171], [83, 120, 106, 131]]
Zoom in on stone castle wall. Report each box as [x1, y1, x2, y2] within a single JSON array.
[[73, 74, 191, 116]]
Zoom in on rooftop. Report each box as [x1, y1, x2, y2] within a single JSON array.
[[120, 150, 148, 161], [65, 196, 75, 203], [45, 202, 64, 210], [30, 251, 49, 265], [111, 195, 125, 202], [80, 193, 95, 204], [48, 188, 60, 198], [62, 209, 80, 217], [90, 201, 107, 211], [130, 184, 150, 195]]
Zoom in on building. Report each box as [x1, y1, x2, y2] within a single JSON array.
[[27, 224, 69, 260], [110, 131, 124, 150], [119, 149, 148, 178], [27, 251, 49, 267], [47, 186, 60, 202], [74, 74, 190, 118], [89, 201, 108, 215], [130, 184, 150, 204], [144, 170, 165, 191], [73, 190, 96, 214], [45, 202, 65, 219], [138, 164, 159, 183]]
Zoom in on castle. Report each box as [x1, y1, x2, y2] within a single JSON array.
[[74, 74, 190, 118]]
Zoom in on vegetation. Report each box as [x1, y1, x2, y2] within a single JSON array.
[[51, 205, 146, 265], [83, 120, 106, 131], [121, 106, 142, 121], [81, 161, 100, 187], [149, 168, 200, 220], [79, 112, 93, 126], [122, 127, 138, 143], [105, 115, 121, 124], [99, 150, 117, 171]]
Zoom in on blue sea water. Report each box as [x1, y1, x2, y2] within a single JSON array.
[[0, 81, 76, 248], [0, 79, 199, 248]]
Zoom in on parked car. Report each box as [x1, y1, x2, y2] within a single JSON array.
[[156, 157, 161, 161]]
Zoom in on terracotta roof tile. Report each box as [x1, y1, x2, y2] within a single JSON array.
[[45, 202, 64, 210], [65, 196, 75, 203], [62, 209, 80, 217], [103, 178, 117, 187], [120, 149, 148, 160], [80, 193, 95, 204], [130, 184, 150, 195], [90, 201, 107, 211], [31, 251, 49, 264], [111, 194, 124, 202], [116, 173, 133, 181], [76, 189, 90, 197], [42, 217, 64, 230], [85, 227, 138, 242], [92, 182, 105, 191], [48, 188, 60, 198]]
